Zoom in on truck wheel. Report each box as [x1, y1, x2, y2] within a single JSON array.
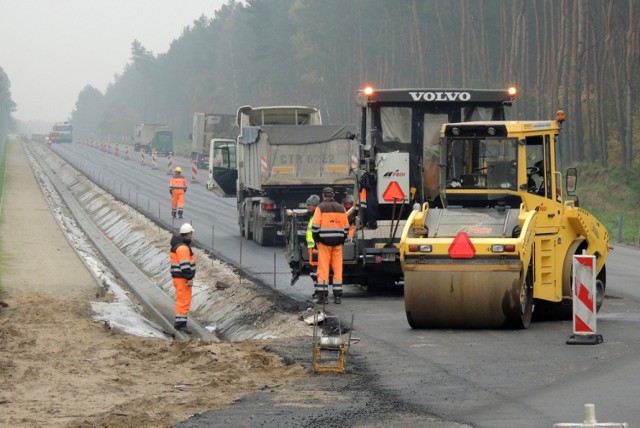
[[262, 227, 275, 247], [253, 207, 264, 246], [244, 204, 253, 240]]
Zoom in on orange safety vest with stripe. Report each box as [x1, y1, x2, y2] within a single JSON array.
[[169, 175, 188, 193], [311, 200, 349, 247], [170, 236, 196, 280]]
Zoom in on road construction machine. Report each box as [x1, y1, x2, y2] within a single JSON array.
[[343, 87, 518, 288], [399, 113, 610, 328]]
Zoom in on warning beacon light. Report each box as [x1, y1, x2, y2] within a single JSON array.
[[357, 86, 375, 107], [508, 86, 517, 97]]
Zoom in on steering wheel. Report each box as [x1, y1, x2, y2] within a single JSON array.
[[527, 166, 541, 176], [474, 165, 494, 174]]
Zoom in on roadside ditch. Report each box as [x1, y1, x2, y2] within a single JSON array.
[[27, 142, 314, 342]]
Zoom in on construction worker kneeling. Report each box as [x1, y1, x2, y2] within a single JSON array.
[[170, 223, 196, 334], [312, 187, 349, 304]]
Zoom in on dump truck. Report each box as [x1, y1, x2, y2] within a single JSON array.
[[208, 105, 356, 246], [49, 122, 73, 143], [237, 124, 357, 246], [190, 113, 237, 169], [206, 106, 324, 198], [133, 124, 170, 154], [151, 130, 173, 156], [399, 113, 610, 329]]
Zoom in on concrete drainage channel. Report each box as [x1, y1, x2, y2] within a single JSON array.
[[25, 142, 313, 342]]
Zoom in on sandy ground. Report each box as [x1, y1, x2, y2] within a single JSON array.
[[0, 141, 307, 427]]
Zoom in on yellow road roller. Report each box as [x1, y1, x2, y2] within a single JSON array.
[[399, 113, 610, 328]]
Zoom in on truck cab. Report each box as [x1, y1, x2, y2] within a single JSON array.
[[49, 122, 73, 143], [190, 113, 237, 169], [207, 138, 237, 196]]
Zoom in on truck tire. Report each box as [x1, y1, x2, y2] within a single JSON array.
[[253, 207, 264, 246], [244, 204, 253, 240]]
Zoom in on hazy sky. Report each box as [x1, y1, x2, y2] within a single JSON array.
[[1, 0, 230, 123]]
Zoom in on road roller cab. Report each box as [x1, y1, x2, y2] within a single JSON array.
[[400, 113, 610, 329]]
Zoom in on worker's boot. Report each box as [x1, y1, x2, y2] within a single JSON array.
[[333, 293, 342, 304], [178, 209, 183, 219], [172, 210, 176, 219], [174, 321, 192, 335]]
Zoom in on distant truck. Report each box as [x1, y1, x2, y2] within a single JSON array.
[[133, 124, 172, 155], [49, 122, 73, 143], [208, 105, 358, 246], [190, 113, 237, 169]]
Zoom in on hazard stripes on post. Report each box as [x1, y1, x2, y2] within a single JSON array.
[[566, 253, 603, 345], [151, 150, 158, 170], [260, 156, 268, 174], [167, 154, 173, 174], [351, 154, 359, 170], [191, 159, 198, 182]]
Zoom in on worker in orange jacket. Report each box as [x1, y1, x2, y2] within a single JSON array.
[[169, 167, 188, 219], [312, 187, 349, 304], [170, 223, 196, 334]]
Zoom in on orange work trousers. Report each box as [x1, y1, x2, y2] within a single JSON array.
[[316, 243, 342, 285], [173, 278, 192, 317], [172, 190, 185, 210]]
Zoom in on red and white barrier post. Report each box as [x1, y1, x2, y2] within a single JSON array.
[[140, 149, 146, 166], [167, 154, 173, 174], [115, 143, 119, 157], [191, 159, 198, 182], [566, 253, 603, 345], [125, 144, 130, 160], [151, 150, 158, 170]]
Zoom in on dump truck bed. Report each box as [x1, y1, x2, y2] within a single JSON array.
[[238, 124, 358, 191]]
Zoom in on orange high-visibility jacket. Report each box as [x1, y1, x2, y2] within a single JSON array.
[[169, 175, 188, 193], [311, 201, 349, 247], [170, 238, 196, 280]]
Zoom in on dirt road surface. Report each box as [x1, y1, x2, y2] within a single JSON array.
[[0, 141, 306, 427]]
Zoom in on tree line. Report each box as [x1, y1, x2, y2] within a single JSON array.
[[66, 0, 638, 168], [0, 66, 16, 144]]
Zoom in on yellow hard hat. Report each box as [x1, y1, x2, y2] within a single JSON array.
[[175, 167, 182, 173]]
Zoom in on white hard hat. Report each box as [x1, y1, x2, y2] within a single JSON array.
[[180, 223, 194, 234]]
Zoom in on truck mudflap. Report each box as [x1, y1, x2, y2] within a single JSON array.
[[403, 258, 523, 328]]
